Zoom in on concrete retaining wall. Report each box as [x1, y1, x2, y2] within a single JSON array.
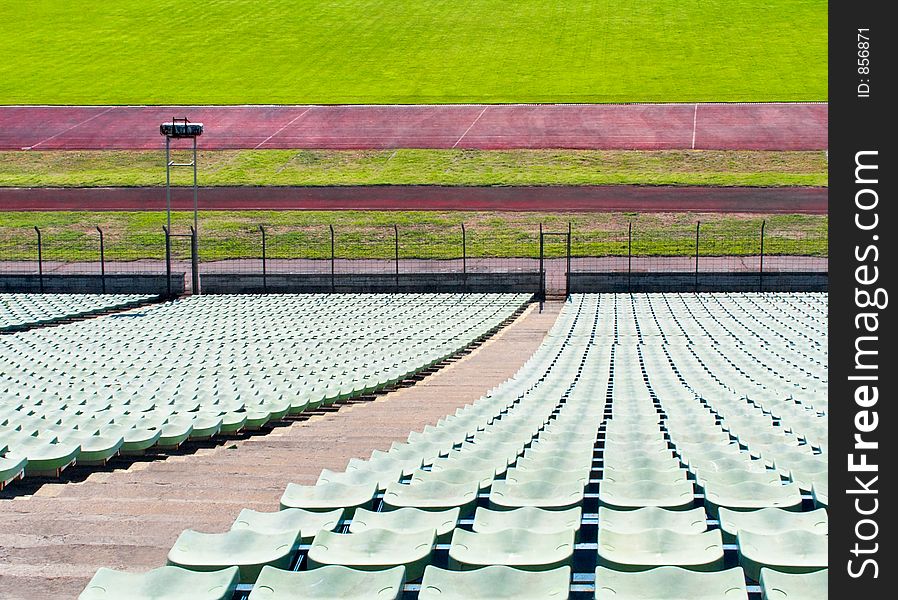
[[0, 274, 185, 295], [569, 272, 827, 293], [201, 272, 542, 294]]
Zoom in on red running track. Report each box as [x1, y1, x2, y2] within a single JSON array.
[[0, 186, 827, 214], [0, 104, 827, 151]]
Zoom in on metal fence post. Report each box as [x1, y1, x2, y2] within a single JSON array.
[[96, 226, 106, 294], [566, 222, 572, 298], [393, 224, 399, 288], [461, 223, 467, 294], [190, 225, 199, 295], [627, 221, 632, 293], [329, 225, 335, 293], [163, 226, 172, 298], [694, 220, 701, 293], [259, 225, 267, 293], [759, 220, 766, 292], [34, 226, 43, 293], [538, 224, 544, 310]]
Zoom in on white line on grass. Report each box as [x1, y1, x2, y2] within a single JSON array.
[[253, 107, 313, 149], [452, 107, 488, 149]]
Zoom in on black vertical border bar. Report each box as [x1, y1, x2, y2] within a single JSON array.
[[829, 1, 894, 596]]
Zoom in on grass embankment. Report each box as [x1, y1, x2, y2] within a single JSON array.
[[0, 1, 826, 104], [0, 150, 829, 188], [0, 211, 828, 261]]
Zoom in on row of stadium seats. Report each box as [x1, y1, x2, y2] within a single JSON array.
[[0, 293, 157, 332], [80, 293, 827, 599], [0, 293, 531, 488]]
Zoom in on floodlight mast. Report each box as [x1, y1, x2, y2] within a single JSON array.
[[160, 118, 203, 293]]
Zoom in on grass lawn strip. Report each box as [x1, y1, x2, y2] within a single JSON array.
[[0, 211, 827, 261], [0, 150, 828, 188]]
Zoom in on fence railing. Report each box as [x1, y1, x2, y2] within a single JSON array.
[[0, 219, 828, 296]]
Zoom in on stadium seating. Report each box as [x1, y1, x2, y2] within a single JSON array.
[[78, 293, 828, 597], [0, 293, 156, 332], [79, 566, 239, 600], [1, 293, 529, 483], [248, 565, 406, 599]]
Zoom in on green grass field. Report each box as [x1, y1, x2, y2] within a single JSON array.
[[0, 1, 827, 104], [0, 211, 827, 261], [0, 150, 828, 188]]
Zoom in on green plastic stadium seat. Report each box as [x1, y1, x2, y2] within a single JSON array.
[[759, 568, 828, 600], [156, 416, 194, 449], [597, 506, 707, 534], [18, 436, 80, 476], [736, 530, 827, 581], [279, 482, 377, 514], [603, 454, 681, 472], [515, 454, 592, 476], [601, 467, 687, 485], [695, 469, 783, 488], [382, 481, 479, 515], [79, 565, 239, 600], [419, 565, 571, 600], [718, 508, 827, 543], [703, 482, 803, 516], [598, 480, 695, 511], [317, 466, 400, 490], [307, 528, 435, 580], [231, 508, 343, 541], [505, 467, 588, 487], [0, 454, 27, 488], [247, 565, 406, 600], [596, 529, 725, 572], [473, 506, 581, 538], [349, 507, 459, 542], [489, 480, 585, 510], [412, 466, 495, 489], [594, 566, 748, 599], [167, 529, 297, 583], [448, 529, 575, 571], [62, 431, 124, 465]]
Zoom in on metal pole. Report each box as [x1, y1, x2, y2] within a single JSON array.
[[165, 136, 171, 235], [694, 221, 701, 293], [34, 226, 43, 293], [330, 225, 335, 293], [538, 224, 544, 311], [259, 225, 267, 293], [193, 136, 198, 239], [461, 223, 467, 276], [97, 226, 106, 294], [190, 226, 199, 296], [627, 221, 632, 293], [394, 224, 399, 288], [163, 226, 172, 298], [759, 220, 766, 292], [566, 222, 572, 298]]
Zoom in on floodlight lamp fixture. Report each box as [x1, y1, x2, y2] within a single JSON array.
[[160, 117, 204, 138]]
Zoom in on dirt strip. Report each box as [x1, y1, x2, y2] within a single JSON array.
[[0, 103, 827, 151], [0, 301, 561, 600], [0, 185, 828, 214]]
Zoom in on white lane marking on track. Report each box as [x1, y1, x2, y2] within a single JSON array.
[[27, 106, 118, 149], [691, 104, 698, 149], [452, 106, 488, 148], [253, 107, 313, 149]]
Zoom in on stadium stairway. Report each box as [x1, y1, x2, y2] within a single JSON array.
[[0, 301, 561, 600]]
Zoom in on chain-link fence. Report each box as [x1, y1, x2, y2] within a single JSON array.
[[0, 215, 827, 295]]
